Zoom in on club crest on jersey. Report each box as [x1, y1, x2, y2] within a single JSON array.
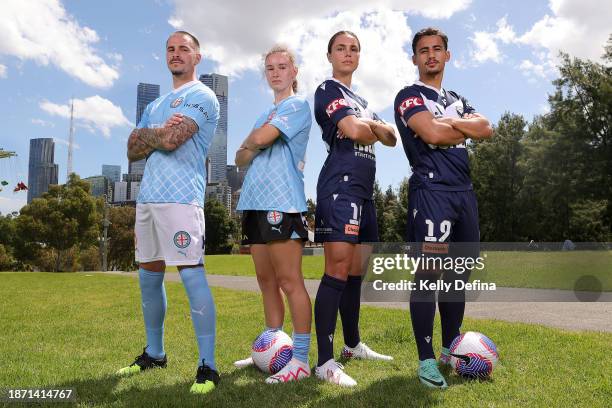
[[171, 96, 184, 108], [326, 98, 349, 117], [266, 211, 283, 225], [173, 231, 191, 248], [398, 96, 424, 116]]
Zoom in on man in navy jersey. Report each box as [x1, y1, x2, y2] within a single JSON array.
[[393, 27, 493, 389]]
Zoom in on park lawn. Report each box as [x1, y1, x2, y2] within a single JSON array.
[[169, 251, 612, 291], [1, 272, 610, 407]]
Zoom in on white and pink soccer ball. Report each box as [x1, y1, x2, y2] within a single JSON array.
[[251, 329, 293, 374], [449, 331, 499, 379]]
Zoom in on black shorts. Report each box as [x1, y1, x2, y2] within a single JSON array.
[[241, 210, 308, 245], [314, 193, 379, 244]]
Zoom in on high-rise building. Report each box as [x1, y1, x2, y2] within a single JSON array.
[[129, 182, 141, 201], [27, 138, 58, 203], [102, 164, 121, 183], [205, 181, 232, 213], [84, 175, 112, 200], [226, 164, 247, 192], [113, 181, 128, 202], [130, 83, 160, 176], [199, 73, 228, 182]]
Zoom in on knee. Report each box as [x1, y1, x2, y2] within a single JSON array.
[[256, 271, 278, 289], [277, 274, 302, 296]]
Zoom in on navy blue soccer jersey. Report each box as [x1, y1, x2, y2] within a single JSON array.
[[394, 80, 476, 191], [315, 78, 380, 200]]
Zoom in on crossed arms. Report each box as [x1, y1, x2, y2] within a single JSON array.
[[127, 113, 198, 161], [407, 111, 493, 146]]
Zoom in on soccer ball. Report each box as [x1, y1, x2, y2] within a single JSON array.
[[449, 331, 499, 379], [251, 329, 293, 374]]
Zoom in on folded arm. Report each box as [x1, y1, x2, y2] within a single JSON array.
[[235, 124, 280, 167], [406, 110, 466, 146], [439, 113, 493, 140]]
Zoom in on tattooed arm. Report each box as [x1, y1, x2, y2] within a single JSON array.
[[127, 130, 154, 161], [135, 115, 199, 152]]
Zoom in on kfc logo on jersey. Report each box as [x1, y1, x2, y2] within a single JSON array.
[[326, 98, 349, 117], [398, 96, 424, 116]]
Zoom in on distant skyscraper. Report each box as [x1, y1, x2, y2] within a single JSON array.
[[113, 181, 128, 202], [84, 175, 111, 199], [102, 164, 121, 183], [200, 73, 228, 182], [130, 82, 160, 175], [27, 138, 58, 203]]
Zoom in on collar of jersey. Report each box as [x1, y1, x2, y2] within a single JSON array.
[[273, 94, 298, 107], [414, 80, 446, 97], [171, 80, 199, 94], [326, 77, 353, 92]]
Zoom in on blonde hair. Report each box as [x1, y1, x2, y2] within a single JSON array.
[[263, 44, 299, 93]]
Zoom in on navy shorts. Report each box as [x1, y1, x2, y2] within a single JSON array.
[[314, 193, 379, 243], [407, 189, 480, 258]]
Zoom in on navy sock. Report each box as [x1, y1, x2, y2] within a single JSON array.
[[339, 275, 362, 348], [138, 268, 166, 359], [439, 270, 469, 348], [314, 274, 346, 367], [180, 266, 216, 370], [410, 274, 436, 361]]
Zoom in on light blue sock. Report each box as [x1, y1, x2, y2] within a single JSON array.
[[138, 268, 166, 359], [265, 325, 283, 332], [180, 266, 216, 370], [292, 332, 311, 364]]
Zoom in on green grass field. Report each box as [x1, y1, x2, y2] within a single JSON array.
[[1, 272, 610, 407], [177, 251, 612, 291]]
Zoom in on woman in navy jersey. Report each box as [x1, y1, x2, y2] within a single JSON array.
[[233, 45, 312, 383], [312, 30, 397, 387]]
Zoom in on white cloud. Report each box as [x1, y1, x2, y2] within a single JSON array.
[[31, 118, 55, 127], [53, 137, 80, 149], [40, 96, 132, 138], [518, 59, 556, 83], [519, 0, 610, 63], [0, 0, 120, 88], [462, 1, 609, 76], [0, 63, 6, 78], [168, 0, 471, 110], [464, 17, 516, 65]]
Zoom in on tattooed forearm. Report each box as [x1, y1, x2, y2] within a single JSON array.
[[127, 129, 154, 161], [137, 117, 199, 151]]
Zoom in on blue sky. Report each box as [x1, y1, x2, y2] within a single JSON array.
[[1, 0, 610, 214]]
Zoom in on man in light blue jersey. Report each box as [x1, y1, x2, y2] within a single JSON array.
[[117, 31, 221, 395]]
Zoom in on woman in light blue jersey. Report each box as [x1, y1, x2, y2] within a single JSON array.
[[233, 45, 312, 383]]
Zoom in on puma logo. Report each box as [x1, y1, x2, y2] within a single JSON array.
[[271, 226, 282, 233], [328, 334, 334, 343], [425, 336, 431, 343]]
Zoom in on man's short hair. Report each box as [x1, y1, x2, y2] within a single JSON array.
[[412, 27, 448, 54], [167, 30, 200, 52]]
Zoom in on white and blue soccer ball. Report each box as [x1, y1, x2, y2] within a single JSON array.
[[251, 329, 293, 374], [449, 331, 499, 379]]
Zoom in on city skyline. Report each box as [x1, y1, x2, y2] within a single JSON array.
[[1, 0, 610, 215]]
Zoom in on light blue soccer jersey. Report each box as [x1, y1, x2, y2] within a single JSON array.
[[237, 95, 312, 213], [137, 80, 220, 207]]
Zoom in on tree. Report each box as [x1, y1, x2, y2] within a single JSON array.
[[204, 199, 237, 254], [470, 113, 527, 241], [16, 174, 100, 271], [107, 206, 137, 271], [305, 198, 316, 230]]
